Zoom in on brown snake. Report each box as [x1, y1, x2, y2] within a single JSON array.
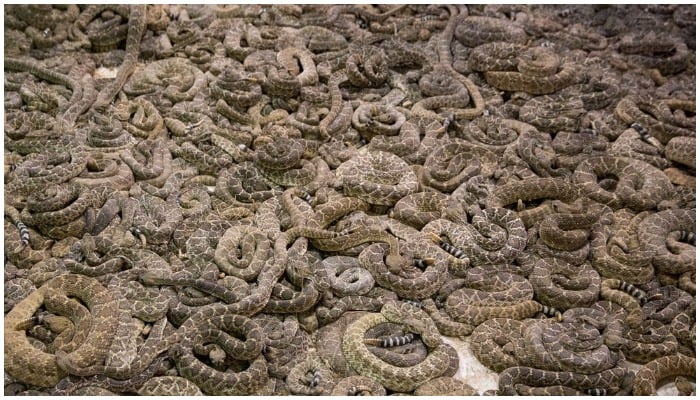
[[3, 4, 695, 396]]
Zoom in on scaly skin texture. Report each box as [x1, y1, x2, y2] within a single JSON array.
[[5, 274, 120, 387], [341, 302, 457, 392], [3, 4, 695, 396], [633, 354, 696, 396]]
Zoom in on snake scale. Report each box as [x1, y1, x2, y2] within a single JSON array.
[[4, 4, 695, 396]]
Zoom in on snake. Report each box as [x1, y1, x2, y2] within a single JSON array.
[[341, 301, 459, 392], [254, 313, 311, 380], [485, 177, 579, 228], [589, 208, 657, 284], [5, 274, 120, 387], [477, 44, 580, 95], [321, 256, 375, 297], [213, 224, 271, 281], [443, 266, 559, 326], [638, 208, 696, 275], [618, 32, 690, 76], [613, 318, 679, 364], [518, 94, 586, 134], [253, 135, 329, 191], [390, 191, 449, 230], [615, 95, 695, 145], [168, 314, 269, 395], [529, 256, 601, 311], [512, 318, 618, 374], [422, 206, 528, 266], [91, 5, 147, 111], [665, 136, 696, 169], [120, 138, 173, 186], [470, 317, 527, 373], [285, 349, 335, 395], [3, 4, 696, 396], [642, 285, 694, 325], [551, 129, 609, 171], [413, 376, 478, 395], [573, 155, 674, 211], [137, 376, 204, 396], [4, 56, 88, 134], [632, 354, 696, 395], [331, 375, 387, 396], [453, 16, 528, 47], [497, 362, 629, 396], [123, 57, 207, 103], [6, 141, 87, 196], [334, 150, 420, 206], [352, 102, 405, 141], [419, 138, 499, 193], [358, 241, 448, 300], [609, 125, 671, 169]]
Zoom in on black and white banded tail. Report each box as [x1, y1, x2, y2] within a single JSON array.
[[16, 221, 30, 246], [429, 233, 468, 259], [617, 280, 656, 305], [301, 191, 313, 203], [381, 333, 415, 348], [631, 122, 662, 149], [585, 388, 607, 396], [364, 332, 416, 348], [309, 369, 321, 388], [5, 205, 30, 247], [347, 385, 373, 396], [679, 230, 695, 245], [541, 305, 562, 321], [402, 299, 424, 309]]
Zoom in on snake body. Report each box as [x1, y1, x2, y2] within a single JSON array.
[[3, 4, 695, 396], [5, 274, 119, 387]]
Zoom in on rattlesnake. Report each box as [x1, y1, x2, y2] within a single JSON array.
[[529, 257, 601, 310], [422, 206, 528, 266], [341, 301, 458, 392], [334, 150, 420, 206], [3, 4, 695, 396], [443, 267, 558, 326], [478, 44, 580, 95], [419, 138, 499, 193], [633, 354, 696, 395], [91, 5, 147, 110], [470, 318, 527, 372], [498, 362, 629, 395], [573, 155, 673, 211], [638, 208, 696, 275], [169, 314, 268, 395], [5, 274, 120, 387]]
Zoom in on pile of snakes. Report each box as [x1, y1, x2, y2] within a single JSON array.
[[4, 4, 696, 396]]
